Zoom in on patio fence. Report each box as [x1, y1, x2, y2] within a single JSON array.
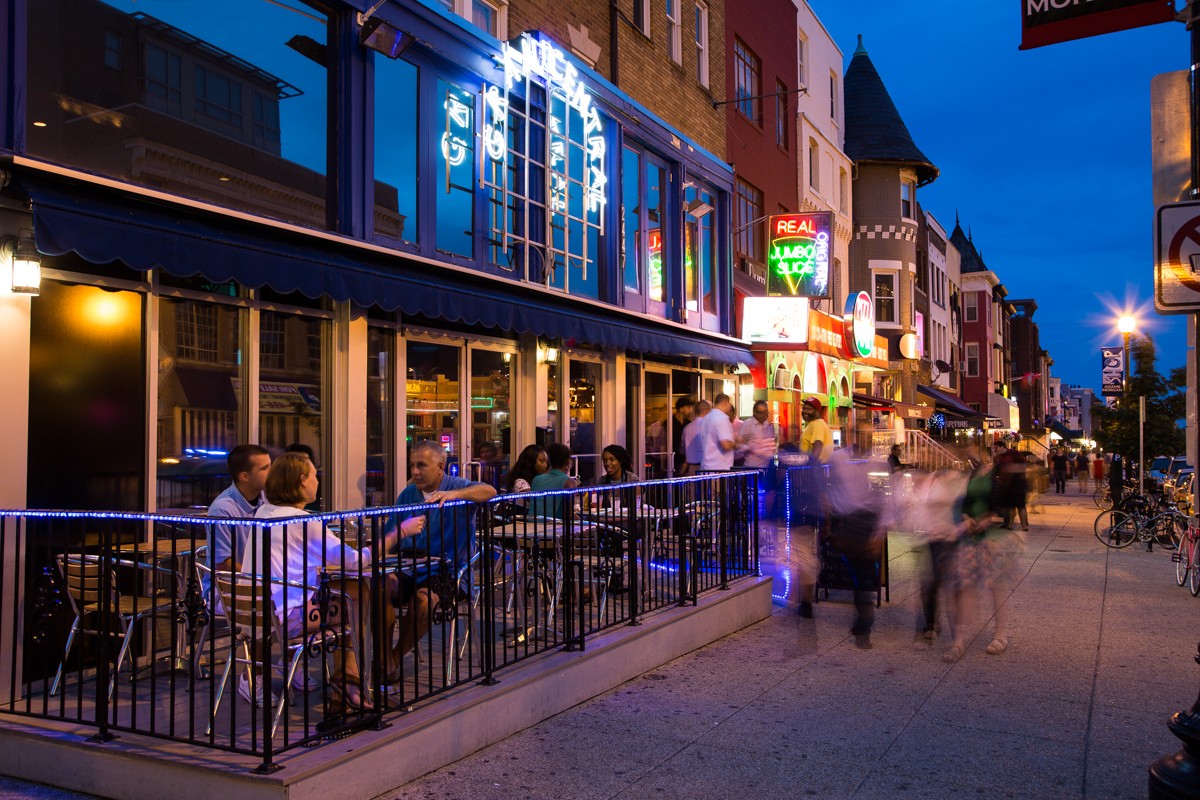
[[0, 472, 757, 773]]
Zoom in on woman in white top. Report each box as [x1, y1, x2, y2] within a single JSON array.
[[244, 452, 405, 710]]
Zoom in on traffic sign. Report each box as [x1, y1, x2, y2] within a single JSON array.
[[1155, 201, 1200, 313]]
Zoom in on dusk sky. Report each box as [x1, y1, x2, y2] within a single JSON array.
[[809, 0, 1191, 394]]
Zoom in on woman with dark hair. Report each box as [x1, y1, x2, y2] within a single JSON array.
[[499, 444, 548, 494], [596, 444, 639, 485]]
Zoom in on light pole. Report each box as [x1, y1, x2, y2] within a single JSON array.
[[1117, 315, 1143, 495]]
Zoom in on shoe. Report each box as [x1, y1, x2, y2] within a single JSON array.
[[329, 679, 373, 712], [1022, 526, 1030, 532], [291, 666, 316, 693], [985, 637, 1008, 655], [797, 600, 813, 618], [942, 642, 965, 663], [853, 633, 873, 650], [923, 627, 936, 642], [238, 671, 280, 709]]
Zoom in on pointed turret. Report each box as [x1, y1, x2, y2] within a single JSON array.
[[844, 36, 938, 185]]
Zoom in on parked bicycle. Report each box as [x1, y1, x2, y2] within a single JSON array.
[[1094, 477, 1141, 510], [1173, 516, 1200, 596], [1094, 499, 1186, 551]]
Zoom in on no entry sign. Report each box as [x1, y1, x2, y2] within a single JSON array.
[[1155, 201, 1200, 313]]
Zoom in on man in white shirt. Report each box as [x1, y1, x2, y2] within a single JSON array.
[[826, 439, 885, 649], [699, 394, 736, 472], [737, 401, 777, 469]]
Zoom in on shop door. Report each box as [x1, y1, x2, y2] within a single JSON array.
[[644, 370, 671, 480], [569, 357, 602, 483], [467, 346, 514, 488], [406, 340, 463, 475]]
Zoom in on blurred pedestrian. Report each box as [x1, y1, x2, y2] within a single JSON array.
[[1050, 446, 1068, 494], [672, 397, 695, 477], [993, 442, 1030, 531], [912, 467, 968, 642], [826, 438, 885, 649], [699, 394, 736, 472], [738, 400, 778, 519], [1091, 451, 1105, 490], [680, 400, 711, 476], [1074, 449, 1090, 492]]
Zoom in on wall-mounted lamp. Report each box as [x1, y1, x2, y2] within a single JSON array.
[[898, 332, 920, 360], [2, 228, 41, 295], [538, 343, 560, 364]]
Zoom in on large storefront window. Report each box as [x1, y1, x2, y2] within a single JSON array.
[[374, 57, 419, 246], [27, 0, 329, 229], [407, 341, 462, 472], [157, 298, 243, 509], [483, 35, 605, 298], [684, 178, 717, 327], [259, 308, 327, 507], [621, 146, 671, 315], [644, 370, 671, 479], [437, 79, 476, 258]]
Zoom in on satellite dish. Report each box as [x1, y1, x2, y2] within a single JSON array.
[[934, 359, 952, 373]]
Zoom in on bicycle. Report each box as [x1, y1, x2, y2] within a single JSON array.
[[1173, 516, 1200, 596], [1095, 500, 1186, 551]]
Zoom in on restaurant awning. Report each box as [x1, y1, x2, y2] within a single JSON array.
[[851, 392, 934, 420], [916, 384, 988, 420], [1049, 419, 1084, 441], [23, 173, 753, 365]]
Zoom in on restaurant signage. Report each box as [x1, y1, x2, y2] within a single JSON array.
[[767, 212, 831, 298], [841, 291, 875, 360], [804, 307, 842, 356], [1100, 345, 1124, 396], [1019, 0, 1175, 50], [742, 297, 810, 344]]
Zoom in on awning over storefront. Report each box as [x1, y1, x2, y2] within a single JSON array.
[[24, 174, 752, 365], [851, 392, 934, 420], [916, 384, 988, 420], [1049, 420, 1084, 442]]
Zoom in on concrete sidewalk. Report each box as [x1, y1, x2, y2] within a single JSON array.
[[377, 489, 1197, 800], [0, 489, 1194, 799]]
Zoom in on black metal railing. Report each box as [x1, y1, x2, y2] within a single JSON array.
[[0, 472, 757, 772]]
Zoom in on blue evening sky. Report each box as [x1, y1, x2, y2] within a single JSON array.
[[808, 0, 1190, 393]]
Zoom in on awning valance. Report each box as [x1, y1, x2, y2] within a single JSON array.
[[23, 173, 752, 365], [916, 384, 988, 420]]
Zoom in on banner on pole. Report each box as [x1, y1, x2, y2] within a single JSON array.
[[1020, 0, 1176, 50], [1100, 346, 1124, 397]]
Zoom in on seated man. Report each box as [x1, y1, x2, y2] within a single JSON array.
[[529, 443, 579, 519], [388, 441, 497, 672], [207, 444, 271, 572]]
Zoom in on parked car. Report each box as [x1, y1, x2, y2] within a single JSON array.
[[1148, 456, 1189, 494], [1168, 467, 1194, 515]]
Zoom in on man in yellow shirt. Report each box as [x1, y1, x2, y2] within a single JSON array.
[[799, 397, 833, 463]]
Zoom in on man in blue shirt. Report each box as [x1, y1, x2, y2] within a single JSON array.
[[388, 441, 496, 669], [206, 444, 271, 571], [529, 443, 578, 519]]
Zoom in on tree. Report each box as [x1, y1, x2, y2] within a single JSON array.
[[1092, 334, 1185, 466]]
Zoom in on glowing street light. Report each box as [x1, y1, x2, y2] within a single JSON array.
[[1116, 314, 1143, 496]]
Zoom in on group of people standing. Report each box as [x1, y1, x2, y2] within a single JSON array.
[[1048, 446, 1105, 494]]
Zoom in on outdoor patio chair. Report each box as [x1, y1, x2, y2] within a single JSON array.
[[206, 571, 357, 742], [50, 553, 183, 700]]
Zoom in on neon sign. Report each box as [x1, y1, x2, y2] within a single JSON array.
[[767, 212, 831, 298], [441, 89, 472, 167], [841, 291, 875, 360], [498, 33, 607, 217], [648, 229, 663, 301]]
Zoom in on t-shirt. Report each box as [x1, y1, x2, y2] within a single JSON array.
[[1051, 453, 1069, 472], [530, 468, 572, 519], [700, 410, 735, 471], [682, 416, 707, 465], [800, 417, 833, 463], [394, 473, 480, 567], [738, 417, 777, 469], [207, 483, 262, 569]]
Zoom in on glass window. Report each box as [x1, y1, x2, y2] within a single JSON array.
[[839, 168, 848, 213], [874, 272, 896, 324], [666, 0, 682, 64], [901, 179, 915, 218], [472, 0, 497, 35], [260, 310, 327, 505], [366, 327, 394, 507], [470, 349, 512, 488], [644, 370, 670, 479], [27, 0, 329, 229], [407, 341, 462, 473], [797, 31, 807, 87], [735, 178, 763, 264], [104, 30, 123, 70], [569, 359, 602, 484], [646, 159, 666, 303], [634, 0, 650, 35], [622, 146, 641, 295], [157, 298, 242, 509], [694, 2, 709, 87], [684, 179, 717, 320], [775, 80, 788, 148], [733, 39, 761, 124], [829, 71, 838, 120], [483, 46, 605, 299], [965, 292, 978, 322], [374, 56, 419, 245], [437, 79, 475, 258], [966, 342, 979, 377], [808, 140, 819, 190]]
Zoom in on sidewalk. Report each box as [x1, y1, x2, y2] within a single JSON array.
[[0, 489, 1193, 799], [377, 488, 1197, 800]]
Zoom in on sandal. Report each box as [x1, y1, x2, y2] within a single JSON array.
[[330, 679, 374, 711], [942, 642, 965, 663], [986, 637, 1008, 655]]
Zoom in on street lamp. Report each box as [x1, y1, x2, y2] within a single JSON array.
[[1116, 314, 1143, 496]]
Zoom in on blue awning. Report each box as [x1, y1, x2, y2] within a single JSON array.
[[23, 174, 751, 364], [1048, 420, 1084, 442]]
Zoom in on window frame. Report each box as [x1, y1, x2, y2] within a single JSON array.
[[694, 2, 709, 87], [775, 80, 788, 149], [808, 139, 819, 190], [666, 0, 682, 64], [634, 0, 651, 36], [965, 292, 978, 322], [733, 38, 762, 126], [965, 342, 980, 378], [873, 270, 896, 325], [734, 177, 764, 266]]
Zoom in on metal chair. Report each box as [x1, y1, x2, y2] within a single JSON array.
[[206, 571, 356, 742], [50, 553, 182, 699]]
